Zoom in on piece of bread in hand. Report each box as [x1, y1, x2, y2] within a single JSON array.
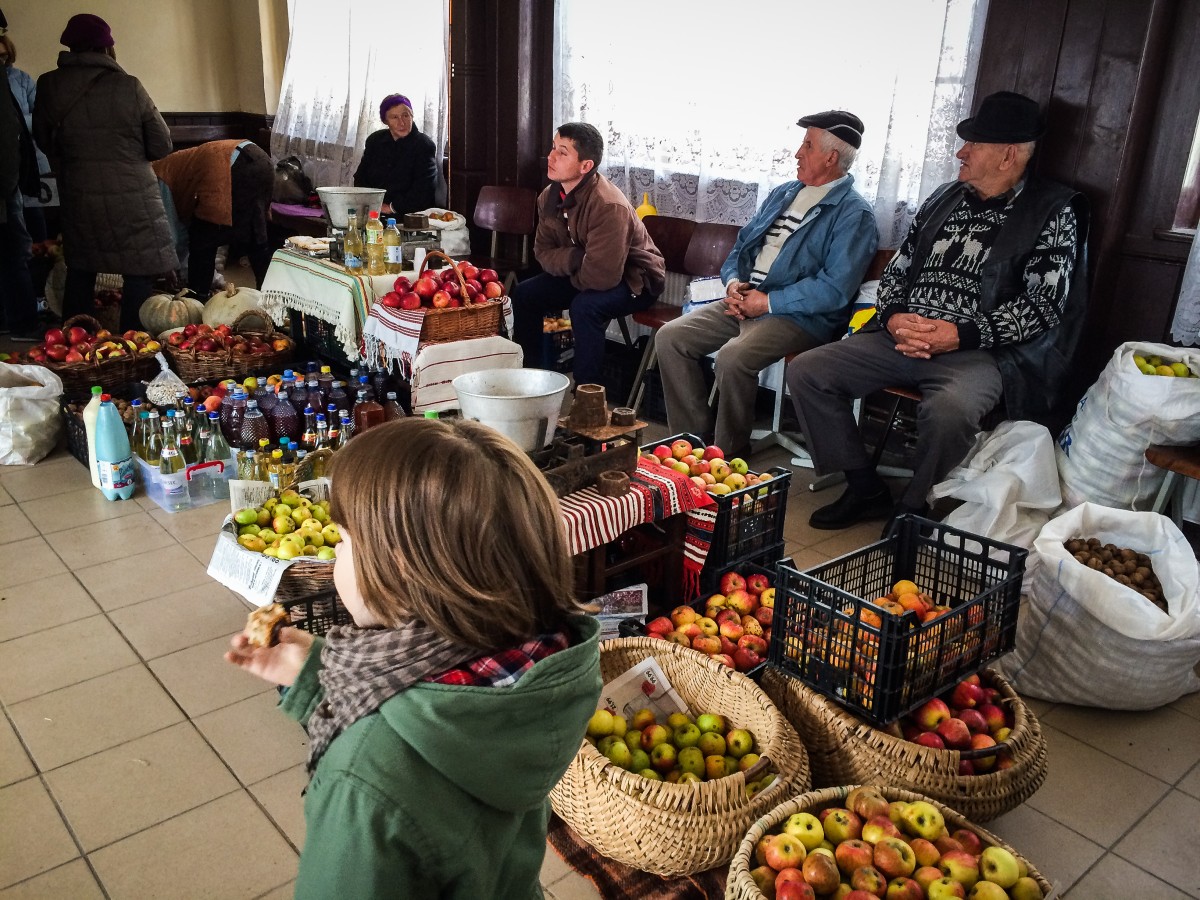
[[244, 603, 288, 648]]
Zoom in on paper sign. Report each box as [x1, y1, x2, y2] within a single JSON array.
[[207, 522, 290, 607], [598, 657, 688, 721], [593, 584, 648, 641]]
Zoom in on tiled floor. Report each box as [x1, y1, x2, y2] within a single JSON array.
[[1, 428, 1199, 899]]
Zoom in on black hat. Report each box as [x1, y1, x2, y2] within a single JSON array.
[[797, 110, 864, 149], [957, 91, 1044, 143]]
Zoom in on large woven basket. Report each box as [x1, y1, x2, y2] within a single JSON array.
[[416, 250, 504, 343], [273, 470, 335, 601], [164, 309, 294, 382], [761, 667, 1047, 822], [726, 785, 1056, 900], [45, 314, 159, 397], [549, 637, 810, 877]]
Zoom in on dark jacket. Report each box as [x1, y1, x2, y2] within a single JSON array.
[[900, 177, 1089, 427], [33, 51, 176, 274], [352, 126, 438, 215], [533, 171, 666, 297]]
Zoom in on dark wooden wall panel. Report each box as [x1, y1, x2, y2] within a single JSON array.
[[1105, 256, 1186, 345]]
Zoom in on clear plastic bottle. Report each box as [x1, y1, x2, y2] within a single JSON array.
[[158, 415, 190, 511], [317, 365, 334, 399], [357, 373, 375, 403], [289, 375, 308, 419], [306, 379, 326, 413], [256, 439, 273, 482], [131, 407, 149, 461], [344, 209, 364, 273], [199, 411, 233, 501], [267, 449, 287, 490], [315, 414, 331, 450], [95, 394, 136, 501], [365, 210, 386, 275], [128, 397, 144, 447], [383, 391, 405, 421], [338, 409, 354, 440], [328, 380, 349, 411], [239, 399, 270, 451], [300, 406, 318, 453], [327, 414, 341, 447], [334, 415, 353, 450], [229, 389, 247, 444], [83, 385, 104, 488], [144, 410, 164, 466], [238, 446, 259, 481], [384, 217, 403, 274], [179, 398, 199, 464], [253, 376, 277, 413], [269, 385, 300, 442]]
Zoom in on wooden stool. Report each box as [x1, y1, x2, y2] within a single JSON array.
[[1146, 443, 1200, 526]]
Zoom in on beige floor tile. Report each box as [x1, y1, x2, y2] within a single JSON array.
[[149, 635, 268, 717], [108, 582, 249, 660], [43, 511, 175, 569], [248, 764, 307, 850], [1179, 760, 1200, 799], [44, 722, 240, 852], [0, 483, 12, 506], [0, 457, 93, 503], [147, 500, 234, 544], [182, 533, 221, 566], [540, 842, 574, 886], [1041, 703, 1200, 783], [0, 615, 138, 704], [0, 859, 105, 899], [0, 537, 66, 588], [1113, 789, 1200, 898], [8, 665, 183, 771], [1025, 697, 1057, 719], [1025, 725, 1171, 846], [194, 691, 308, 785], [543, 869, 602, 900], [19, 487, 144, 535], [0, 715, 34, 788], [807, 521, 887, 560], [252, 882, 296, 900], [1171, 686, 1200, 721], [1067, 852, 1192, 900], [75, 542, 216, 611], [984, 802, 1104, 893], [0, 573, 100, 642], [0, 506, 36, 542], [88, 791, 297, 900], [0, 777, 79, 890], [782, 545, 832, 572]]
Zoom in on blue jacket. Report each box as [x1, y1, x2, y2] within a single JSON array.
[[721, 176, 878, 341]]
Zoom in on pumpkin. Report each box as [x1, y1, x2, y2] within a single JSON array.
[[139, 289, 204, 335], [202, 281, 265, 327]]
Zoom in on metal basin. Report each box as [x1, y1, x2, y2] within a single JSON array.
[[452, 369, 571, 450], [316, 187, 386, 228]]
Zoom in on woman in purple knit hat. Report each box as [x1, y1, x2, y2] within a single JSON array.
[[352, 94, 439, 217]]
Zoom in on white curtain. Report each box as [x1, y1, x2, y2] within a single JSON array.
[[553, 0, 989, 248], [272, 0, 449, 189], [1172, 234, 1200, 346]]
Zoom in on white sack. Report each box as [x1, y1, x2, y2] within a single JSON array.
[[0, 363, 64, 465], [996, 502, 1200, 709], [1056, 341, 1200, 512]]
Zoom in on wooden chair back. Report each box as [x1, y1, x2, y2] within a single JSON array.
[[684, 222, 740, 277], [641, 214, 696, 274]]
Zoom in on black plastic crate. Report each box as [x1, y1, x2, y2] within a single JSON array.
[[289, 311, 355, 370], [280, 590, 351, 636], [542, 327, 574, 372], [768, 515, 1026, 726]]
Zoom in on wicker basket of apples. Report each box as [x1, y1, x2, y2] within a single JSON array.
[[375, 251, 506, 343], [548, 637, 810, 877], [163, 310, 293, 383], [761, 667, 1047, 823], [726, 784, 1054, 900], [17, 315, 161, 397]]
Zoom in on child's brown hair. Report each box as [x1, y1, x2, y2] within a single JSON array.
[[327, 417, 583, 650]]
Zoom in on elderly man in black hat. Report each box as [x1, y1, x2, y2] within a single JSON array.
[[786, 91, 1089, 531], [656, 111, 878, 459]]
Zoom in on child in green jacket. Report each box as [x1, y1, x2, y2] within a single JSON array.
[[226, 416, 603, 899]]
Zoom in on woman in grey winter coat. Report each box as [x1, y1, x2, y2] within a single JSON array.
[[33, 13, 175, 331]]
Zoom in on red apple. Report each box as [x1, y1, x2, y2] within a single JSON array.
[[737, 634, 769, 656], [732, 647, 763, 671], [67, 326, 91, 345], [478, 267, 499, 283], [380, 291, 404, 309], [915, 731, 946, 751], [64, 349, 85, 363], [776, 880, 816, 900], [935, 718, 972, 751], [43, 327, 65, 345], [431, 290, 452, 309], [913, 698, 952, 731], [457, 262, 479, 280], [44, 343, 69, 361], [951, 829, 983, 856], [182, 323, 199, 337], [835, 839, 875, 876], [950, 681, 984, 710], [414, 276, 438, 298], [645, 616, 674, 636], [764, 834, 807, 871], [719, 570, 747, 594], [746, 572, 771, 595], [483, 280, 505, 299], [400, 291, 422, 310], [392, 275, 412, 293], [957, 708, 989, 735], [979, 703, 1007, 734]]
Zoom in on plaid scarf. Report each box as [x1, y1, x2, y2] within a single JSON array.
[[306, 620, 477, 774]]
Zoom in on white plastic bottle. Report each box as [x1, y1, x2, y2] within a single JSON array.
[[82, 385, 104, 488], [94, 394, 136, 501]]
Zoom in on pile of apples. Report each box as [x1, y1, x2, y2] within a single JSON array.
[[585, 707, 775, 793], [645, 569, 774, 673], [1133, 353, 1197, 378], [166, 322, 290, 356], [19, 324, 159, 366], [892, 675, 1017, 776], [642, 438, 775, 497], [233, 489, 342, 561], [750, 786, 1042, 900], [378, 261, 505, 311]]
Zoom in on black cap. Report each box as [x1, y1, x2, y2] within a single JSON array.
[[797, 110, 864, 149], [957, 91, 1044, 143], [0, 8, 7, 31]]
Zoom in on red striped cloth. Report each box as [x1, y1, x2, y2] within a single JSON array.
[[362, 297, 514, 375]]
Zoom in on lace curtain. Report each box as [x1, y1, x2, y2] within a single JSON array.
[[553, 0, 989, 247], [271, 0, 449, 189], [1172, 234, 1200, 345]]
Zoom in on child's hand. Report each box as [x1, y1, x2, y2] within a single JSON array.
[[224, 627, 314, 686]]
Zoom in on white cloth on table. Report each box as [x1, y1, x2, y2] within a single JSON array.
[[362, 297, 514, 377], [409, 336, 523, 414]]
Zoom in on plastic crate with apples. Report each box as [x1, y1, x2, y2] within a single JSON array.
[[639, 432, 791, 591], [769, 515, 1026, 727]]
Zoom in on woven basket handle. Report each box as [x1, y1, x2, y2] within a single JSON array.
[[231, 307, 274, 337], [742, 755, 772, 782], [85, 338, 138, 368], [417, 250, 469, 299], [63, 313, 105, 336]]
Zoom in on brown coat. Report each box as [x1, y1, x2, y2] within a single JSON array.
[[33, 51, 176, 275], [152, 139, 240, 227]]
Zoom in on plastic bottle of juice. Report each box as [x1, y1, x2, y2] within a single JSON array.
[[82, 385, 104, 488], [365, 210, 386, 276], [270, 384, 300, 442], [253, 376, 277, 413], [315, 414, 331, 450], [179, 398, 198, 464], [334, 415, 353, 449], [327, 414, 340, 448], [384, 217, 403, 275], [132, 409, 150, 461], [306, 379, 326, 413], [143, 410, 164, 466], [317, 365, 334, 399], [239, 399, 270, 451], [267, 449, 287, 490], [158, 415, 190, 511], [383, 391, 405, 421], [353, 389, 385, 434], [94, 394, 136, 501], [344, 209, 364, 273], [357, 373, 376, 403], [328, 380, 349, 411], [300, 406, 318, 452]]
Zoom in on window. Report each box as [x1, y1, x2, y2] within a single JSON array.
[[1173, 112, 1200, 234]]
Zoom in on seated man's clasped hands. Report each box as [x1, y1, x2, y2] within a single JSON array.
[[787, 91, 1089, 531], [656, 111, 878, 458]]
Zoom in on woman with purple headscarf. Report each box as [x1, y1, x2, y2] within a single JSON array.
[[352, 94, 438, 217]]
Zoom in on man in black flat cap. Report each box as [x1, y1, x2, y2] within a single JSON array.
[[786, 91, 1089, 531], [657, 111, 878, 458]]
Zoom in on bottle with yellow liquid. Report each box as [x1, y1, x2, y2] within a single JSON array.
[[344, 209, 364, 273], [384, 217, 403, 274], [635, 192, 657, 219], [365, 210, 386, 276]]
